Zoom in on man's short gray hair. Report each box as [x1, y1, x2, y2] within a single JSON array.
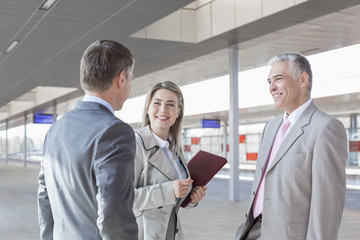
[[268, 52, 312, 93]]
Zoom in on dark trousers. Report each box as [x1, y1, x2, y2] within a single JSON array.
[[243, 214, 262, 240], [237, 214, 262, 240], [165, 208, 178, 240]]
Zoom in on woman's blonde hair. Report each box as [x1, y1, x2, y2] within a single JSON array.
[[142, 81, 184, 155]]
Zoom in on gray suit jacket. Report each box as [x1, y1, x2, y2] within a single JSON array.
[[238, 101, 348, 240], [37, 101, 138, 240], [133, 125, 192, 240]]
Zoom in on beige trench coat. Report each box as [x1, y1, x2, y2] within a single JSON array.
[[133, 125, 194, 240]]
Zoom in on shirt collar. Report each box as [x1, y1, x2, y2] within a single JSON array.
[[151, 131, 169, 149], [284, 98, 312, 124], [83, 94, 114, 114]]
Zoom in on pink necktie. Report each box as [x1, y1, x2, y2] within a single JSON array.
[[253, 117, 291, 218]]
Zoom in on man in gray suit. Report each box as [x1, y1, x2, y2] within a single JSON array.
[[236, 52, 348, 240], [37, 40, 138, 240]]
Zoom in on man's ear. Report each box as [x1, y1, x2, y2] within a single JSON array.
[[300, 72, 309, 88], [117, 71, 127, 88]]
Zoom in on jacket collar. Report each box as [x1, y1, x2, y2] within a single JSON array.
[[137, 125, 177, 181], [75, 101, 113, 115], [136, 125, 190, 182], [137, 125, 160, 151], [268, 101, 317, 171], [137, 125, 192, 209]]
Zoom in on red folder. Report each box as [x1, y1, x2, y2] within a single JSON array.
[[181, 150, 227, 207]]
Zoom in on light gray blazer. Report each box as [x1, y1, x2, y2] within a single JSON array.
[[238, 101, 348, 240], [37, 101, 138, 240], [133, 125, 193, 240]]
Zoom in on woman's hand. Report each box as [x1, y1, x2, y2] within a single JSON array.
[[190, 185, 207, 203], [172, 178, 193, 198]]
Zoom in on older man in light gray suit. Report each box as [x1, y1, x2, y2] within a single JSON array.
[[236, 52, 348, 240], [37, 40, 138, 240]]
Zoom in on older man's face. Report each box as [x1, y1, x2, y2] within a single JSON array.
[[267, 61, 305, 115]]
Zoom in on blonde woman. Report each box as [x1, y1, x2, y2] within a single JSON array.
[[133, 81, 207, 240]]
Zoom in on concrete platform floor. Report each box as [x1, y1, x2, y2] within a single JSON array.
[[1, 162, 359, 239]]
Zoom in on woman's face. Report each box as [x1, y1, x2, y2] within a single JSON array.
[[147, 89, 180, 139]]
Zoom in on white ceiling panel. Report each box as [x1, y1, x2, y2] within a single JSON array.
[[1, 0, 360, 123]]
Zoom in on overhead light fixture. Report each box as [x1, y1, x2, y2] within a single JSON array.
[[3, 40, 20, 54], [39, 0, 57, 10]]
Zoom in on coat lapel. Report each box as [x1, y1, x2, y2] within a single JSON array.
[[138, 126, 178, 181], [137, 125, 192, 209], [148, 148, 178, 181], [268, 102, 317, 171]]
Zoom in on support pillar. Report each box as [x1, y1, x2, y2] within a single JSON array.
[[53, 100, 57, 122], [24, 113, 27, 167], [5, 119, 8, 164], [349, 114, 358, 165], [350, 114, 357, 136], [222, 121, 228, 158], [229, 47, 240, 201]]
